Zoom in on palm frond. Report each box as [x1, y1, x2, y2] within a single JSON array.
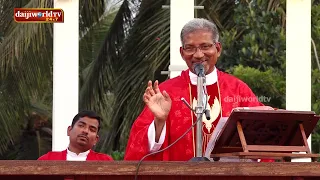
[[0, 0, 53, 81], [0, 0, 30, 37], [0, 0, 111, 101], [197, 0, 238, 30], [0, 72, 30, 155], [0, 71, 53, 155], [79, 0, 107, 32], [79, 0, 133, 114], [79, 10, 118, 72], [0, 129, 52, 160], [99, 0, 170, 152]]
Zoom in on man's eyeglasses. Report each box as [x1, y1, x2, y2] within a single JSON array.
[[182, 43, 216, 55]]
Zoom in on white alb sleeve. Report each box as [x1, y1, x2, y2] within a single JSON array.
[[147, 120, 166, 152]]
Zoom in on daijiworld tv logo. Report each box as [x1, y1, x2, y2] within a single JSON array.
[[14, 8, 64, 23]]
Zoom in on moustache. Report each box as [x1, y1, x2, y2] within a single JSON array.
[[78, 134, 88, 140], [192, 59, 208, 63]]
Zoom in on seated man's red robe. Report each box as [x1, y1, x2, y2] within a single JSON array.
[[124, 69, 264, 161], [38, 149, 113, 160]]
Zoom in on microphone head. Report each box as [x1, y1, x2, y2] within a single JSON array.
[[193, 63, 205, 77]]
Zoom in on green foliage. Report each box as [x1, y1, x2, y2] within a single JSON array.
[[312, 69, 320, 114], [111, 150, 125, 160], [100, 0, 171, 152], [311, 2, 320, 156], [312, 4, 320, 70], [312, 69, 320, 155], [218, 0, 286, 73], [217, 0, 286, 110], [230, 65, 285, 108], [220, 1, 320, 156]]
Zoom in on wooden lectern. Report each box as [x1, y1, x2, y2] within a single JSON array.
[[210, 109, 320, 162], [0, 161, 320, 180]]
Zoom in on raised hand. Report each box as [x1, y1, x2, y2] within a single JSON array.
[[143, 80, 172, 123]]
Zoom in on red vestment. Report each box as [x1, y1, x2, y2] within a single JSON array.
[[38, 149, 113, 161], [124, 69, 264, 161]]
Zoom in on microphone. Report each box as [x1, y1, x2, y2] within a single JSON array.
[[193, 63, 205, 77]]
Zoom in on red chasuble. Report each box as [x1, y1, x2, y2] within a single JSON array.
[[190, 82, 222, 155], [38, 149, 113, 161], [124, 69, 263, 161]]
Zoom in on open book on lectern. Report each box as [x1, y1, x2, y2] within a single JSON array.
[[204, 106, 319, 161]]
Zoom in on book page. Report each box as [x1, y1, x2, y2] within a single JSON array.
[[204, 117, 228, 158]]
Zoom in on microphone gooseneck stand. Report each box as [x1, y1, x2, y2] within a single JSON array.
[[182, 63, 210, 161]]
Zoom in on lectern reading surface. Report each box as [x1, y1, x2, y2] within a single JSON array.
[[210, 109, 320, 161]]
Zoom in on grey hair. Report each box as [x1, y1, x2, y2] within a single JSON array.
[[180, 18, 219, 45]]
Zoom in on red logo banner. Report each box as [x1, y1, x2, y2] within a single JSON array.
[[14, 8, 64, 23]]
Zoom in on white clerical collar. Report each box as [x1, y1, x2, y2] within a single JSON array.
[[67, 148, 90, 157], [189, 67, 217, 85]]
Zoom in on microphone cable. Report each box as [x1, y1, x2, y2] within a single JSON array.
[[134, 92, 208, 180]]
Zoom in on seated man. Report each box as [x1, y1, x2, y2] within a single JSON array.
[[38, 110, 113, 161]]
